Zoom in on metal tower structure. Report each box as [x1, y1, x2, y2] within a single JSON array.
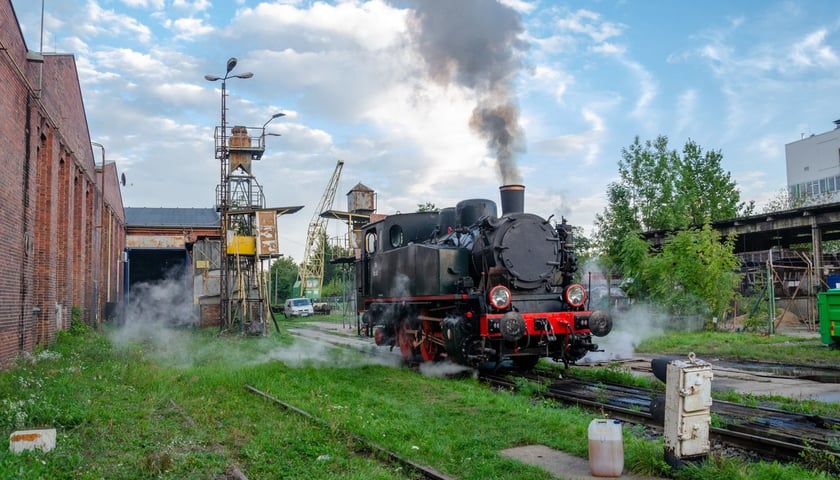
[[298, 160, 344, 298], [206, 58, 300, 333]]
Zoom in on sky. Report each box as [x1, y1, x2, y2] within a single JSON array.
[[9, 0, 840, 263]]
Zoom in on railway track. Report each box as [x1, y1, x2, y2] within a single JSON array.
[[480, 370, 840, 463], [246, 385, 453, 480], [290, 323, 840, 470]]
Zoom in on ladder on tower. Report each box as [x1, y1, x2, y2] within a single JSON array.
[[298, 160, 344, 298]]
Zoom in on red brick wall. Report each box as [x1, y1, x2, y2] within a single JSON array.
[[0, 0, 126, 367], [0, 0, 35, 367], [102, 163, 127, 317]]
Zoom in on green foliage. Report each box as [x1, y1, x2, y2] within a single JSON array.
[[416, 202, 438, 212], [624, 438, 671, 477], [571, 226, 597, 281], [1, 327, 835, 479], [673, 454, 837, 480], [268, 256, 299, 305], [675, 140, 745, 225], [322, 241, 352, 292], [741, 294, 771, 332], [595, 135, 750, 275], [67, 306, 90, 336], [594, 181, 641, 273], [618, 222, 742, 325], [511, 377, 548, 398], [653, 223, 742, 324]]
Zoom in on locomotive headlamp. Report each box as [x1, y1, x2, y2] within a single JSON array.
[[564, 284, 587, 308], [488, 285, 512, 310]]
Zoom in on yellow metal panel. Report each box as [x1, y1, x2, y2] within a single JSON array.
[[227, 235, 256, 255]]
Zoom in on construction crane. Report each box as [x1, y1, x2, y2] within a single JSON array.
[[298, 160, 344, 298]]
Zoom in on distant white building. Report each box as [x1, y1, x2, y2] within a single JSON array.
[[786, 119, 840, 204]]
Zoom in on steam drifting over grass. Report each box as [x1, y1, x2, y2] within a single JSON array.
[[108, 273, 199, 366], [582, 303, 667, 363]]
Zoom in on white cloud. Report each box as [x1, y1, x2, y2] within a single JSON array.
[[788, 29, 839, 69], [172, 0, 211, 13], [621, 58, 657, 120], [530, 65, 573, 104], [229, 0, 407, 52], [167, 17, 214, 41], [555, 9, 624, 44], [120, 0, 165, 9], [87, 1, 155, 44]]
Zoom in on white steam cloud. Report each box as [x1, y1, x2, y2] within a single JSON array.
[[108, 273, 199, 366], [582, 302, 666, 363]]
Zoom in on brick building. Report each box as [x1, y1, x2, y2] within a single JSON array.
[[0, 1, 125, 367], [123, 208, 221, 327]]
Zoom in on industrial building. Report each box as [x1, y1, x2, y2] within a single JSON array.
[[124, 208, 221, 326], [786, 119, 840, 203], [0, 0, 125, 366]]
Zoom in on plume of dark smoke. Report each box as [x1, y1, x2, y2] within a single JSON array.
[[407, 0, 527, 184]]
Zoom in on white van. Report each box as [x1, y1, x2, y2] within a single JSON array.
[[284, 298, 314, 318]]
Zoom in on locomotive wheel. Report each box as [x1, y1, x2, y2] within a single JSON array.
[[398, 320, 417, 360], [419, 319, 441, 362]]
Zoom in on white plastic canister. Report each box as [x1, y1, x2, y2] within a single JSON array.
[[588, 418, 624, 477]]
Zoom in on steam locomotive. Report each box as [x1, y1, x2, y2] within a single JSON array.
[[356, 185, 612, 368]]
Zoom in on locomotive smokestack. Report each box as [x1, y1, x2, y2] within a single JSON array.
[[499, 184, 525, 215]]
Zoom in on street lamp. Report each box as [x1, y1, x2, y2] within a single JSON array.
[[262, 112, 285, 143], [262, 112, 285, 129], [205, 57, 253, 331], [205, 57, 254, 182]]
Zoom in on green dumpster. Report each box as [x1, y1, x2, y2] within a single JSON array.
[[816, 289, 840, 348]]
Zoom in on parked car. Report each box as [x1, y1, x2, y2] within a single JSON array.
[[284, 298, 314, 318]]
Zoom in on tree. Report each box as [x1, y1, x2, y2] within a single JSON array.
[[595, 135, 747, 270], [675, 140, 745, 225], [571, 225, 597, 283], [594, 180, 642, 274], [653, 223, 741, 326], [618, 223, 742, 327], [593, 135, 748, 327], [417, 202, 438, 212], [268, 256, 299, 305], [321, 240, 352, 297]]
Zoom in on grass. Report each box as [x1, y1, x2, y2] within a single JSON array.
[[0, 320, 835, 479], [636, 330, 835, 366], [635, 330, 840, 418]]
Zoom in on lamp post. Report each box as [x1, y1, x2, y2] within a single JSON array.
[[204, 58, 254, 186], [205, 58, 253, 330], [262, 112, 285, 149], [91, 141, 105, 331], [263, 112, 285, 129]]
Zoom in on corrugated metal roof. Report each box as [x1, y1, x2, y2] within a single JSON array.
[[125, 207, 219, 227]]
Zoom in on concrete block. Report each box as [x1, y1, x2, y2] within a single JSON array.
[[9, 429, 56, 454]]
